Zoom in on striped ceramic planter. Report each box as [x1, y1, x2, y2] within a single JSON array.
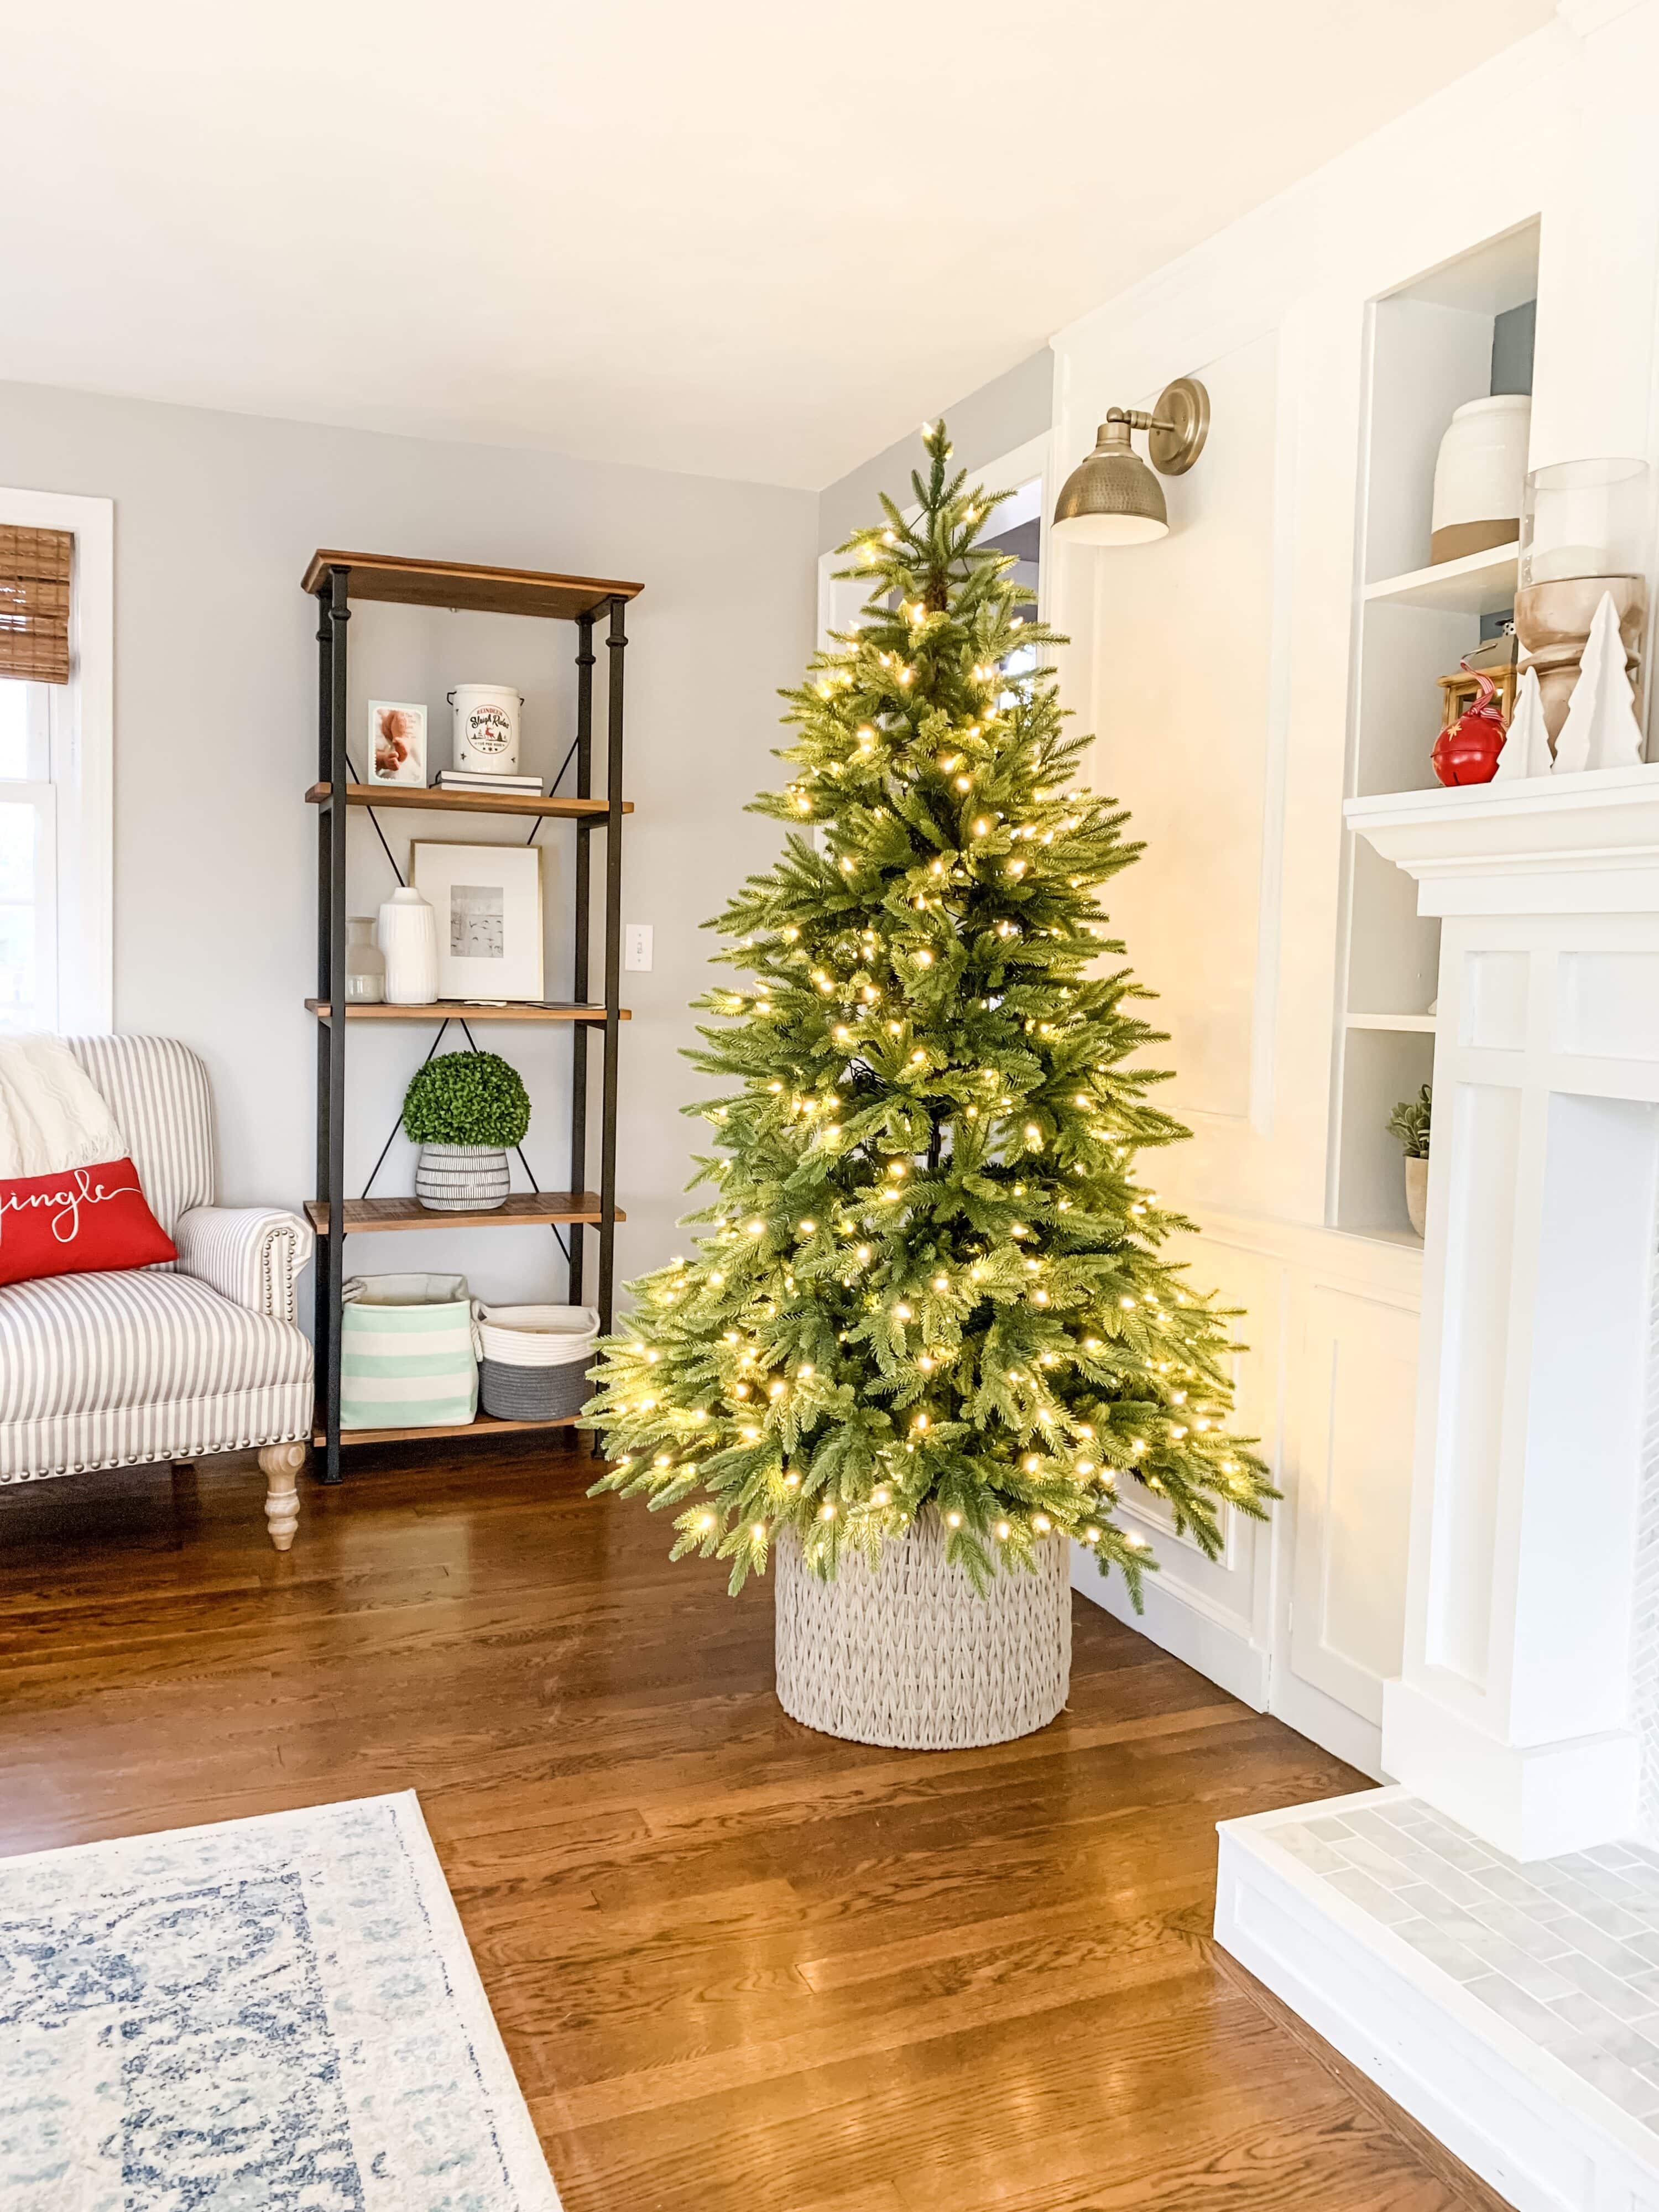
[[414, 1144, 510, 1212]]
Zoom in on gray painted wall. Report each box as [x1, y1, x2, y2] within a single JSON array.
[[0, 380, 816, 1311], [816, 349, 1054, 553]]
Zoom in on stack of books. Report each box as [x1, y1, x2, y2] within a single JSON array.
[[435, 768, 545, 798]]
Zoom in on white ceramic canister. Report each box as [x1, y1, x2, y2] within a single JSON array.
[[377, 885, 439, 1005], [448, 684, 524, 775], [1430, 394, 1531, 565]]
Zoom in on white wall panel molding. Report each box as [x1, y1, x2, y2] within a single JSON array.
[[1074, 1206, 1422, 1774], [1194, 1207, 1425, 1297], [1073, 1540, 1272, 1712]]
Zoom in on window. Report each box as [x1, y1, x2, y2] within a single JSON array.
[[0, 493, 113, 1035], [0, 679, 60, 1029]]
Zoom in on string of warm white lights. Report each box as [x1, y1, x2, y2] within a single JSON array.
[[583, 420, 1275, 1595]]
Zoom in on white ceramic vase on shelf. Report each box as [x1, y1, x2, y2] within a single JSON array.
[[1430, 394, 1531, 565], [377, 886, 439, 1005], [414, 1144, 510, 1212]]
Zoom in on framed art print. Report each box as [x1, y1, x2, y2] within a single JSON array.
[[411, 842, 544, 1002], [368, 701, 428, 786]]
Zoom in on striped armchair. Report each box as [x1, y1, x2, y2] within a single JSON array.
[[0, 1037, 315, 1549]]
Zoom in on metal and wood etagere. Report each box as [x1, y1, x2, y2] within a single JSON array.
[[302, 549, 641, 1484]]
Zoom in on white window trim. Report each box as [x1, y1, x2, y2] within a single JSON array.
[[1, 487, 113, 1033]]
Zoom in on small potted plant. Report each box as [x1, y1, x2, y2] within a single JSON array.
[[1387, 1083, 1432, 1238], [403, 1050, 530, 1212]]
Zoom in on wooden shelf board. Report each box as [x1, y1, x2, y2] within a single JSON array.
[[305, 1191, 617, 1234], [1363, 541, 1520, 616], [317, 1411, 585, 1448], [306, 781, 630, 821], [306, 999, 629, 1024], [1345, 1012, 1437, 1033], [302, 549, 643, 621]]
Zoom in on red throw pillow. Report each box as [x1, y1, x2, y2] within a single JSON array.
[[0, 1156, 177, 1288]]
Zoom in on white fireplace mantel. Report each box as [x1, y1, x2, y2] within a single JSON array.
[[1343, 764, 1659, 1865], [1213, 767, 1659, 2212], [1347, 766, 1659, 913]]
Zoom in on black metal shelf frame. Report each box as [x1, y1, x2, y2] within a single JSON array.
[[309, 567, 629, 1484]]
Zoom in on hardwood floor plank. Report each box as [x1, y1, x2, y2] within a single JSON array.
[[0, 1447, 1507, 2212]]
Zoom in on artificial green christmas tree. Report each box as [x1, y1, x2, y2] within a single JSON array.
[[585, 421, 1274, 1600]]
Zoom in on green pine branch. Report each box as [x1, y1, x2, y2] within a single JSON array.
[[583, 419, 1276, 1598]]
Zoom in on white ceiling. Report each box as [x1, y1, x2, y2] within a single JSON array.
[[2, 0, 1555, 489]]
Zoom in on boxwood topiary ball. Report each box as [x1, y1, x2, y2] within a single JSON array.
[[401, 1050, 531, 1148]]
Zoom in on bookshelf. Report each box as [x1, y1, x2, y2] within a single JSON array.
[[305, 551, 641, 1481]]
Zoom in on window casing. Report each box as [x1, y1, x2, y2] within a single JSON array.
[[0, 493, 112, 1036]]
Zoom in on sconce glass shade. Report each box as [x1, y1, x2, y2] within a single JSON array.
[[1052, 421, 1168, 545]]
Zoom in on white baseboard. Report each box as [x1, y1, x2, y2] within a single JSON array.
[[1215, 1791, 1659, 2212], [1071, 1546, 1391, 1780], [1383, 1676, 1640, 1860], [1270, 1668, 1386, 1781], [1071, 1545, 1270, 1709]]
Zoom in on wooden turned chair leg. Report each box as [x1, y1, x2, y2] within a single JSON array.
[[258, 1442, 306, 1551]]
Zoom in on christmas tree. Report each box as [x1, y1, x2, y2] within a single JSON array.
[[584, 422, 1274, 1598]]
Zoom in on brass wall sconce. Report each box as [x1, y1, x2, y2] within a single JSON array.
[[1051, 377, 1211, 546]]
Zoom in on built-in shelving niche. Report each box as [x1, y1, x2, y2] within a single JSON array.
[[1332, 219, 1539, 1241]]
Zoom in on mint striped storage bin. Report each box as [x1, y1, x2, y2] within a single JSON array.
[[340, 1273, 478, 1430]]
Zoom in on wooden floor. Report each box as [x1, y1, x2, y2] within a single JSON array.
[[0, 1446, 1509, 2212]]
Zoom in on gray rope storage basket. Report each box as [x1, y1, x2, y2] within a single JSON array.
[[473, 1303, 599, 1423], [774, 1508, 1071, 1750]]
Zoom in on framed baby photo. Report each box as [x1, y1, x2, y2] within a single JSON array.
[[412, 842, 545, 1001], [368, 701, 427, 786]]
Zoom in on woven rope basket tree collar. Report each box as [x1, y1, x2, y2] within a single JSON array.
[[774, 1509, 1072, 1751]]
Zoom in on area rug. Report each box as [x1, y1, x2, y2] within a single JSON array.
[[0, 1790, 560, 2211]]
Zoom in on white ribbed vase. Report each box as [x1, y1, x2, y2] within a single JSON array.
[[377, 885, 439, 1005], [774, 1510, 1071, 1750], [414, 1144, 509, 1211]]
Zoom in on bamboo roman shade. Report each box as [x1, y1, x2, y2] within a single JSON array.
[[0, 528, 72, 684]]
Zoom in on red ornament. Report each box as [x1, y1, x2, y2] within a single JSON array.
[[1432, 664, 1506, 787]]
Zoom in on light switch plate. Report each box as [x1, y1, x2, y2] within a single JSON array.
[[625, 922, 654, 972]]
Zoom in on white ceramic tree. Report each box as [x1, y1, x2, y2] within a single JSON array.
[[1553, 590, 1643, 774], [1494, 666, 1553, 780]]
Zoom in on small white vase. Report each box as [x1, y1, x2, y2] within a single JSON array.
[[377, 886, 439, 1005], [1431, 394, 1531, 565], [1405, 1155, 1428, 1239]]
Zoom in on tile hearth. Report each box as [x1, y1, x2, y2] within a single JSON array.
[[1270, 1793, 1659, 2127]]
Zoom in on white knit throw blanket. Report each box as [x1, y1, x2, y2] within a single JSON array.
[[0, 1035, 126, 1179]]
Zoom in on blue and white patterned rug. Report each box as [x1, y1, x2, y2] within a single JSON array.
[[0, 1791, 561, 2211]]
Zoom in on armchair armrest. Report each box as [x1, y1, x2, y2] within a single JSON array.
[[175, 1206, 314, 1323]]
